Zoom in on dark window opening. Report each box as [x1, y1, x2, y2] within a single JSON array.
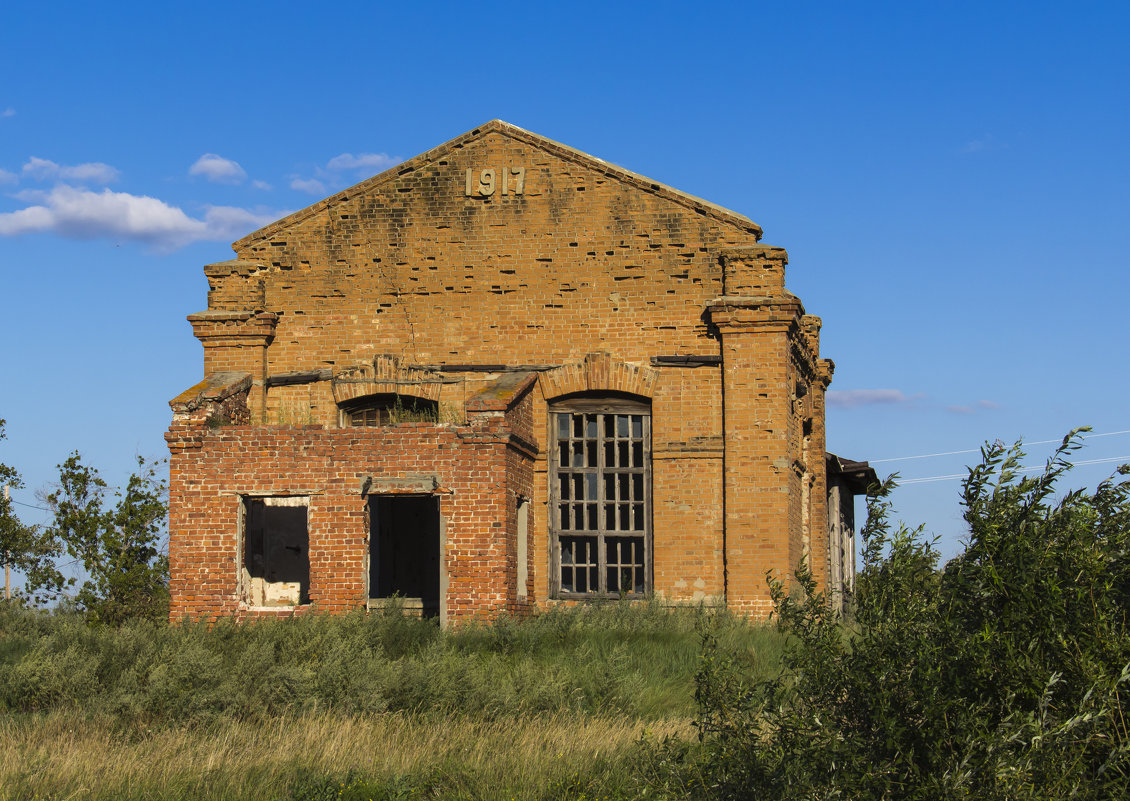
[[369, 495, 441, 618], [341, 394, 439, 427], [550, 397, 651, 598], [242, 497, 310, 606]]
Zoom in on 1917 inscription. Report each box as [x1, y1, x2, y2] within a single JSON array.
[[465, 166, 525, 197]]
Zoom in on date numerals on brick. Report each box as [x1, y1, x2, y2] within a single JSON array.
[[465, 166, 526, 197]]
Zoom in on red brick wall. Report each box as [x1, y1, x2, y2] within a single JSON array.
[[167, 412, 533, 624]]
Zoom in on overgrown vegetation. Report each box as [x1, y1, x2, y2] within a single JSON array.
[[0, 602, 775, 723], [4, 428, 1128, 799], [0, 602, 779, 800], [691, 430, 1130, 799]]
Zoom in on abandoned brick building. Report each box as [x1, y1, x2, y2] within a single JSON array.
[[165, 120, 875, 624]]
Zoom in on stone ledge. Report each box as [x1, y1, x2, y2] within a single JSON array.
[[465, 372, 537, 412], [169, 372, 252, 412]]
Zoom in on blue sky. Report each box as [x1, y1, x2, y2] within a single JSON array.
[[1, 1, 1127, 577]]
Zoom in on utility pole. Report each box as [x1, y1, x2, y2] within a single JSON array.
[[3, 484, 9, 600]]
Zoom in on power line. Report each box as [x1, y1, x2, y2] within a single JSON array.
[[869, 429, 1130, 464], [900, 454, 1130, 485], [8, 498, 50, 512]]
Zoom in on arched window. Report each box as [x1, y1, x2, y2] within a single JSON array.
[[549, 394, 651, 597], [339, 394, 439, 427]]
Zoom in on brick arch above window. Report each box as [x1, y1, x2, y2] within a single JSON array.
[[331, 355, 443, 405], [538, 352, 658, 403]]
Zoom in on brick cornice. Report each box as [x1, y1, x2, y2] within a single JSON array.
[[705, 297, 806, 331], [188, 310, 277, 348]]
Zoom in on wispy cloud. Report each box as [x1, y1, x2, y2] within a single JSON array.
[[251, 179, 272, 191], [1, 108, 14, 119], [23, 156, 120, 184], [290, 177, 327, 195], [0, 183, 286, 251], [201, 204, 289, 242], [325, 152, 399, 172], [188, 153, 247, 185], [827, 389, 920, 409], [288, 150, 402, 198], [947, 399, 1000, 415], [0, 168, 16, 186]]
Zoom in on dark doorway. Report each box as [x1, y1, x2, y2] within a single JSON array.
[[369, 495, 441, 617]]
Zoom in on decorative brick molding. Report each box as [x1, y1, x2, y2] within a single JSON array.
[[188, 310, 277, 349], [537, 352, 658, 401], [331, 355, 445, 404]]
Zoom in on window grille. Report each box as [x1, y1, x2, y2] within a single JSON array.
[[549, 398, 651, 597]]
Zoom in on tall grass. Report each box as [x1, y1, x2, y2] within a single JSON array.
[[0, 600, 781, 723], [0, 601, 783, 799], [1, 710, 690, 801]]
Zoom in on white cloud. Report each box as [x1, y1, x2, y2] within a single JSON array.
[[325, 152, 399, 172], [287, 151, 402, 198], [947, 399, 1001, 415], [1, 108, 14, 119], [251, 179, 272, 191], [0, 183, 286, 251], [201, 205, 287, 242], [0, 168, 16, 185], [188, 153, 247, 184], [290, 177, 327, 195], [22, 156, 120, 184], [827, 389, 918, 409]]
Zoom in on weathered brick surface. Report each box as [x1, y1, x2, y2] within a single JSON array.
[[168, 120, 837, 623]]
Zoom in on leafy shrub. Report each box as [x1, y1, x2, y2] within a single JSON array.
[[693, 430, 1130, 799]]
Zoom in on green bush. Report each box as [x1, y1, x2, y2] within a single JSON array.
[[693, 430, 1130, 800]]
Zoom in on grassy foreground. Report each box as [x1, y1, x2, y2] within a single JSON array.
[[0, 602, 783, 800], [1, 710, 691, 801]]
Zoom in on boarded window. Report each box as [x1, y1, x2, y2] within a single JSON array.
[[340, 394, 439, 427], [549, 397, 651, 598], [242, 496, 310, 607]]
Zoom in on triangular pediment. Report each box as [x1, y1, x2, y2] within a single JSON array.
[[234, 119, 761, 248]]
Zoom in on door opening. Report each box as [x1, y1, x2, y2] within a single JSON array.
[[368, 495, 440, 618]]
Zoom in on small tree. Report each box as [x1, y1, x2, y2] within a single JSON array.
[[45, 452, 169, 624], [0, 418, 68, 603]]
